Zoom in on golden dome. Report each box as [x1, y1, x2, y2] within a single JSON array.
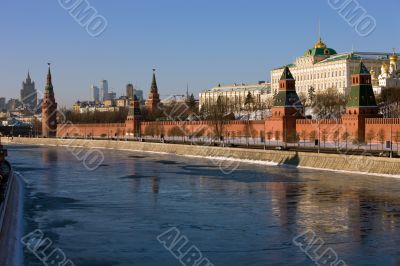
[[382, 62, 389, 73], [314, 37, 327, 49], [390, 53, 398, 61], [370, 68, 377, 79]]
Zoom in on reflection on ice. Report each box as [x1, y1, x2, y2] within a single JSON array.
[[7, 145, 400, 266]]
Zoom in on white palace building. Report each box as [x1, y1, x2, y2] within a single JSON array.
[[199, 82, 272, 111], [271, 37, 400, 96], [200, 37, 400, 112]]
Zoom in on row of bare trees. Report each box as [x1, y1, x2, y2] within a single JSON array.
[[377, 88, 400, 118], [62, 108, 128, 124]]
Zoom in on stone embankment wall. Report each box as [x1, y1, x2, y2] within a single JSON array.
[[3, 137, 400, 177], [0, 170, 24, 266]]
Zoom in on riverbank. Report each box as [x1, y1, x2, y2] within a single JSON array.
[[0, 170, 24, 266], [3, 137, 400, 177]]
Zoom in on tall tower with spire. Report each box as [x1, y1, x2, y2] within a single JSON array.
[[145, 69, 161, 113], [42, 64, 58, 137], [21, 71, 37, 111]]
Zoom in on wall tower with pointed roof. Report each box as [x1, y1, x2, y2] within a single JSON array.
[[42, 64, 58, 137], [266, 66, 304, 142], [145, 69, 161, 113], [342, 61, 382, 142], [126, 95, 142, 137]]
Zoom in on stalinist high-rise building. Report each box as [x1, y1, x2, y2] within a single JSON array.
[[21, 72, 37, 111], [42, 64, 58, 138]]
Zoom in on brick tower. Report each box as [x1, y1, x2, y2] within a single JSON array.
[[126, 95, 142, 137], [42, 63, 58, 137], [266, 66, 303, 142], [145, 69, 161, 113], [342, 61, 382, 142]]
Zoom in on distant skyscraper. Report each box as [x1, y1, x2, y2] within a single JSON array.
[[100, 80, 109, 101], [134, 90, 144, 102], [91, 85, 100, 102], [6, 99, 22, 111], [21, 72, 37, 111], [126, 84, 134, 99], [108, 91, 117, 101], [0, 98, 5, 111]]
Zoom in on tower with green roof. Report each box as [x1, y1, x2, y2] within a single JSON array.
[[342, 61, 382, 142], [266, 66, 304, 142]]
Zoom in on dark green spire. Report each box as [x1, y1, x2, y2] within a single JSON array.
[[347, 62, 377, 107], [45, 63, 54, 93], [151, 68, 158, 93], [280, 66, 294, 80], [352, 61, 370, 75], [273, 67, 302, 108]]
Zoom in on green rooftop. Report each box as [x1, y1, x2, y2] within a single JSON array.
[[280, 66, 294, 80], [352, 61, 370, 75]]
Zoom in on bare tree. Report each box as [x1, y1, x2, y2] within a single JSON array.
[[378, 87, 400, 118], [300, 130, 307, 146], [378, 129, 385, 150], [298, 92, 308, 108], [394, 131, 400, 153], [312, 88, 346, 119], [366, 129, 375, 150], [274, 130, 281, 145], [342, 130, 350, 150], [321, 129, 328, 148], [204, 96, 230, 141], [309, 130, 317, 142], [266, 131, 273, 146]]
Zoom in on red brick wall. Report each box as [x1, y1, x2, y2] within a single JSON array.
[[57, 123, 126, 138], [296, 119, 345, 142], [365, 118, 400, 143], [140, 120, 265, 139], [56, 120, 266, 139], [55, 118, 400, 145]]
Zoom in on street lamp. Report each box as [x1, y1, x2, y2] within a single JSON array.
[[318, 119, 321, 153], [263, 121, 266, 150], [391, 123, 393, 158], [284, 117, 287, 149]]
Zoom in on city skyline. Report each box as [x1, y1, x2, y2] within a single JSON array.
[[1, 0, 399, 107], [3, 2, 400, 265]]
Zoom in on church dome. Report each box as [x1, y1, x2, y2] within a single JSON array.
[[382, 62, 389, 73], [314, 37, 327, 49], [304, 37, 337, 57], [390, 53, 398, 62]]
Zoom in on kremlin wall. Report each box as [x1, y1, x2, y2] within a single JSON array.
[[54, 62, 400, 146]]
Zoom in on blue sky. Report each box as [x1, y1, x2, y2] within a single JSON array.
[[0, 0, 398, 107]]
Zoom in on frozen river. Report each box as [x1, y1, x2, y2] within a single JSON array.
[[7, 145, 400, 266]]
